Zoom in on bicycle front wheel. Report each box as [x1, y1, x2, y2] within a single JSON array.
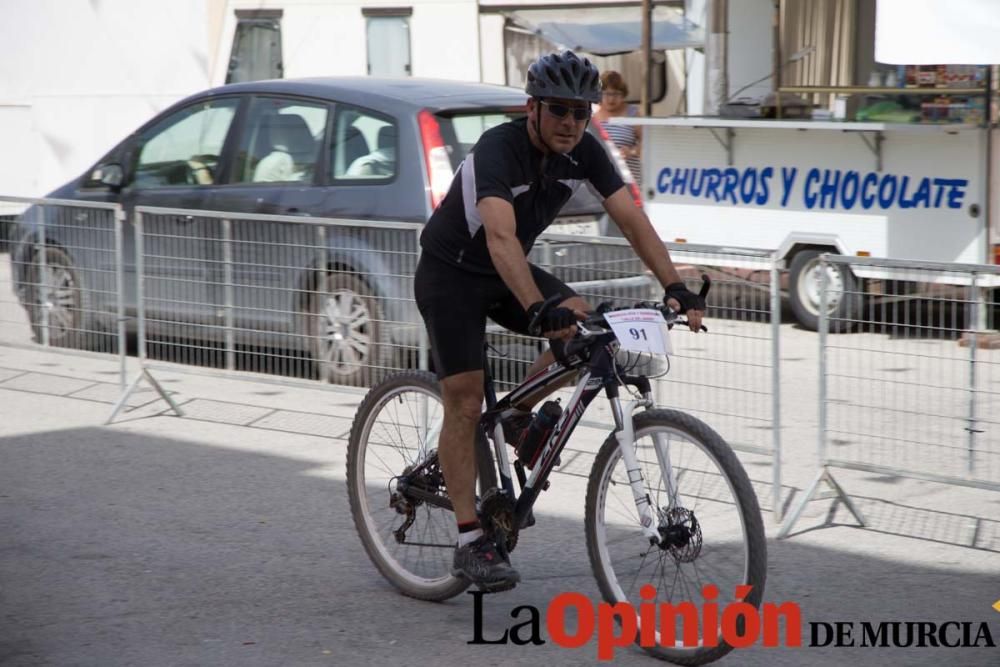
[[347, 370, 497, 601], [584, 409, 767, 665]]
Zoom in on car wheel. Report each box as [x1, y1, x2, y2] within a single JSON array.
[[788, 249, 860, 332], [26, 246, 85, 348], [308, 272, 391, 387]]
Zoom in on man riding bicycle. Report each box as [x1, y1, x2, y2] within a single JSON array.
[[415, 50, 706, 592]]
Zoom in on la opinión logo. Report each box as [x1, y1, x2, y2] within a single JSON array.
[[468, 588, 999, 660]]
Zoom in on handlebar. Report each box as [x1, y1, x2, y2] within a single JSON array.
[[579, 306, 705, 335], [549, 275, 710, 365], [580, 273, 711, 334]]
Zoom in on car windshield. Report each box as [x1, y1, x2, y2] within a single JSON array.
[[437, 110, 523, 170]]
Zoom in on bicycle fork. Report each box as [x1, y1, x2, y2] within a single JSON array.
[[609, 394, 671, 545]]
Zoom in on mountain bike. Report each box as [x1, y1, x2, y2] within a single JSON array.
[[347, 280, 767, 664]]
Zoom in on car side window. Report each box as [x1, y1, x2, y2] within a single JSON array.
[[330, 106, 397, 181], [133, 99, 239, 188], [234, 97, 329, 184]]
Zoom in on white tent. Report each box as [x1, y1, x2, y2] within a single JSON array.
[[875, 0, 1000, 64]]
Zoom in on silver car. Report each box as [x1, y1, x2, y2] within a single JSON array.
[[10, 77, 642, 385]]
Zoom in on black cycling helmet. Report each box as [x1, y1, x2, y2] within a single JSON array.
[[525, 50, 602, 103]]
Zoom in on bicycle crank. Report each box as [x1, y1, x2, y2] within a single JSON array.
[[479, 488, 519, 554]]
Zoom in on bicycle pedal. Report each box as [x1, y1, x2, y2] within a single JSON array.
[[454, 570, 520, 593], [475, 579, 518, 594]]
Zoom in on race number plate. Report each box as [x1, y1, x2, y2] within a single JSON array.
[[605, 309, 672, 356]]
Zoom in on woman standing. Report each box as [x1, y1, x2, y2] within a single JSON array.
[[594, 70, 643, 186]]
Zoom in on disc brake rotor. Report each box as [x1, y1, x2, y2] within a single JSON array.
[[657, 506, 703, 563]]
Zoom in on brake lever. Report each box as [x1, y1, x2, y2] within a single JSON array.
[[528, 293, 566, 335], [664, 275, 711, 332], [698, 273, 712, 299]]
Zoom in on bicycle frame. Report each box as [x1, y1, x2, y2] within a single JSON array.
[[482, 338, 664, 543]]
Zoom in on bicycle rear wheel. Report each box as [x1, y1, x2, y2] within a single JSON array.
[[584, 409, 766, 665], [347, 370, 496, 601]]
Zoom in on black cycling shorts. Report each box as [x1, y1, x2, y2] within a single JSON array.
[[414, 252, 578, 380]]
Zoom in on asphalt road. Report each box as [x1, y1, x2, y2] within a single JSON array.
[[1, 342, 999, 666]]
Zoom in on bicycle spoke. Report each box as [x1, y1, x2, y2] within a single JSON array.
[[352, 378, 460, 597], [588, 413, 763, 660]]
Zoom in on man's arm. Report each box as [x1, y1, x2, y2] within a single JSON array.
[[602, 187, 704, 330], [478, 196, 544, 309], [479, 196, 582, 340], [603, 187, 682, 286]]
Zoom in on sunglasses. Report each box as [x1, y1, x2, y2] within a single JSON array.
[[539, 100, 592, 121]]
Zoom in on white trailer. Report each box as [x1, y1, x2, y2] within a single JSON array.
[[619, 116, 997, 329]]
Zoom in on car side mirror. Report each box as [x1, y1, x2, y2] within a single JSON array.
[[88, 163, 124, 189]]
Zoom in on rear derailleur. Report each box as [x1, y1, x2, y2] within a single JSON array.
[[390, 451, 450, 544]]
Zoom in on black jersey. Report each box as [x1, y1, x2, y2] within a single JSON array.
[[419, 117, 625, 275]]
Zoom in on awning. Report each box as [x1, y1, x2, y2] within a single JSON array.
[[875, 0, 1000, 64], [503, 6, 704, 56]]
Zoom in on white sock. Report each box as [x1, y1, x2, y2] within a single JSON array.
[[457, 528, 484, 547]]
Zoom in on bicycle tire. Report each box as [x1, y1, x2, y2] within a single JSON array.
[[584, 409, 767, 665], [347, 370, 496, 601]]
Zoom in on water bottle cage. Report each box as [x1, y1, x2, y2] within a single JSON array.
[[516, 426, 554, 469], [515, 400, 563, 469]]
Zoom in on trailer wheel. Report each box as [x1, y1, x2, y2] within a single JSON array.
[[788, 249, 860, 332]]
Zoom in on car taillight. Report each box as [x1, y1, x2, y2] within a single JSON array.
[[994, 244, 1000, 265], [418, 110, 453, 210], [593, 121, 643, 210]]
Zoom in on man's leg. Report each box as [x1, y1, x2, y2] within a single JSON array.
[[438, 369, 520, 590], [414, 254, 517, 589], [438, 370, 484, 526]]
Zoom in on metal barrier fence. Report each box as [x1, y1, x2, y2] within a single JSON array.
[[0, 196, 126, 385], [112, 206, 425, 418], [779, 255, 1000, 537]]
